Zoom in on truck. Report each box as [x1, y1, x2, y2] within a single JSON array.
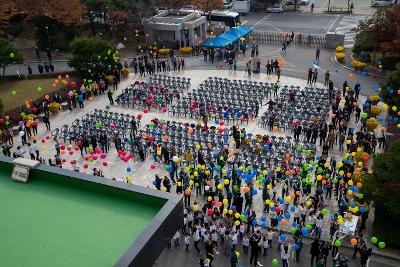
[[225, 0, 251, 14]]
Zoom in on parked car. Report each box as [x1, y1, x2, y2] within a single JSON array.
[[286, 0, 310, 5], [371, 0, 394, 7], [267, 5, 284, 13]]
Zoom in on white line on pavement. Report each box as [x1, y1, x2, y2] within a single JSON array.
[[327, 14, 341, 33], [252, 14, 271, 28]]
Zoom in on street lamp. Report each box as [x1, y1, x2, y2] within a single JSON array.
[[45, 26, 52, 51]]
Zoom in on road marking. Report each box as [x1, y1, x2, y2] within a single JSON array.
[[327, 14, 341, 33], [252, 14, 271, 28]]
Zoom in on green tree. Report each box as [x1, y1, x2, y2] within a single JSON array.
[[363, 141, 400, 218], [69, 36, 118, 78], [380, 63, 400, 107], [0, 38, 23, 77], [363, 141, 400, 247], [0, 97, 4, 117]]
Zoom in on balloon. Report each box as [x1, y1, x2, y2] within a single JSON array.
[[71, 81, 77, 88], [371, 237, 378, 244], [11, 90, 16, 96], [9, 52, 14, 58], [378, 242, 385, 249], [68, 91, 73, 96], [351, 239, 358, 246], [272, 259, 279, 265], [334, 240, 342, 247]]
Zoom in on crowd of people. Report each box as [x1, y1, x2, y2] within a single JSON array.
[[0, 41, 386, 267]]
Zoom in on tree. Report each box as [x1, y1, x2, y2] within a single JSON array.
[[353, 6, 400, 60], [69, 36, 117, 78], [192, 0, 224, 15], [0, 0, 86, 27], [380, 63, 400, 107], [0, 38, 23, 77], [363, 141, 400, 247]]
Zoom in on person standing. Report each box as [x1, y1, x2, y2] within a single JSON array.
[[107, 89, 114, 105], [307, 68, 313, 84], [280, 244, 291, 267], [250, 230, 262, 266], [316, 47, 320, 61], [324, 70, 330, 86], [47, 48, 52, 62], [230, 248, 239, 267], [312, 69, 318, 84], [310, 238, 320, 266], [277, 67, 281, 82]]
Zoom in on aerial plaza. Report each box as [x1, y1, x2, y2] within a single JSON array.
[[1, 1, 400, 267]]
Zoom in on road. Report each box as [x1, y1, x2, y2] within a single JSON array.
[[154, 234, 398, 267]]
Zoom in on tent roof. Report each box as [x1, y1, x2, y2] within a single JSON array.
[[237, 25, 252, 36], [220, 31, 238, 43], [202, 36, 230, 48]]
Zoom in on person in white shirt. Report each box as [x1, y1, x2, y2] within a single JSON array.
[[28, 143, 35, 160], [211, 230, 218, 247], [267, 229, 274, 248], [231, 232, 238, 250], [280, 244, 291, 267], [263, 236, 269, 256], [242, 235, 250, 255], [315, 214, 324, 239], [239, 223, 246, 239], [219, 224, 226, 244], [173, 230, 180, 247], [193, 227, 201, 254], [184, 234, 191, 251], [32, 140, 40, 160], [72, 162, 80, 172], [16, 146, 26, 158]]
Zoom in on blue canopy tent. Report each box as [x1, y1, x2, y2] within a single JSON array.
[[202, 36, 230, 48], [228, 27, 244, 39], [237, 25, 252, 36], [220, 31, 239, 43]]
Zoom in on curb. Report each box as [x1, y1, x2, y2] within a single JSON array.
[[26, 59, 70, 64], [331, 53, 385, 78]]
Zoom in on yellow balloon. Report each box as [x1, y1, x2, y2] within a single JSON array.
[[228, 210, 233, 214], [235, 213, 240, 219], [217, 184, 223, 190], [207, 196, 212, 201], [224, 179, 230, 185], [267, 184, 272, 190], [194, 204, 199, 211], [306, 200, 311, 207], [265, 199, 270, 205], [223, 199, 228, 205], [223, 208, 228, 214], [235, 220, 240, 225]]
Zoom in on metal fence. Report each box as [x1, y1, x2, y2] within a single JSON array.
[[249, 31, 326, 48]]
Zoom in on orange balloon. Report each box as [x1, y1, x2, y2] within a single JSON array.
[[281, 219, 287, 225], [243, 187, 249, 193], [351, 239, 358, 246]]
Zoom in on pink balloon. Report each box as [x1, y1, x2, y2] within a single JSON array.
[[92, 154, 98, 160], [151, 163, 156, 170], [100, 153, 107, 159], [68, 91, 73, 96], [161, 107, 168, 112]]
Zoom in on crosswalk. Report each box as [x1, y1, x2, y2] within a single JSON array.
[[334, 15, 368, 48]]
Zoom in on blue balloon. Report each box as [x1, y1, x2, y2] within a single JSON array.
[[360, 207, 366, 213], [301, 228, 309, 236], [335, 68, 339, 73], [277, 216, 282, 222], [243, 210, 248, 216], [261, 216, 266, 222], [127, 167, 132, 172], [252, 219, 258, 226], [292, 221, 297, 227], [231, 206, 236, 211], [285, 213, 291, 219], [279, 199, 284, 205], [152, 181, 156, 185], [351, 203, 356, 208], [294, 243, 300, 250], [252, 189, 258, 195], [279, 234, 286, 241], [215, 119, 220, 124]]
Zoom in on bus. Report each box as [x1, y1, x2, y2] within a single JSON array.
[[208, 10, 241, 30]]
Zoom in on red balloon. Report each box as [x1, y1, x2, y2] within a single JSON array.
[[143, 109, 148, 113], [137, 114, 142, 119], [102, 161, 108, 167], [83, 164, 89, 169], [71, 81, 77, 88], [207, 209, 214, 215]]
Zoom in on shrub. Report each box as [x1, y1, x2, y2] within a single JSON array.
[[351, 60, 367, 70], [370, 106, 381, 117], [49, 102, 61, 114], [336, 46, 344, 52], [120, 68, 130, 78], [369, 95, 380, 105], [366, 118, 378, 131], [158, 48, 171, 55], [336, 52, 345, 62], [354, 151, 369, 163], [380, 56, 400, 71], [179, 47, 193, 54]]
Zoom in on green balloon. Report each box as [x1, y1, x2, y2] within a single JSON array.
[[291, 227, 297, 233], [105, 105, 110, 109], [11, 90, 16, 96], [361, 112, 368, 119], [333, 178, 338, 184], [371, 237, 378, 244], [358, 193, 364, 199], [240, 214, 246, 220], [334, 240, 342, 247], [9, 52, 14, 58], [21, 112, 25, 117], [272, 259, 279, 265], [37, 86, 43, 92], [378, 242, 385, 249], [296, 145, 302, 152], [306, 224, 312, 230], [321, 208, 329, 216]]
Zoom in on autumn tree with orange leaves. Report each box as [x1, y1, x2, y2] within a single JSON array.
[[0, 0, 86, 26], [192, 0, 224, 15]]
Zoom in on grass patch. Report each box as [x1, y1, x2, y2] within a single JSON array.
[[0, 76, 74, 112], [372, 204, 400, 248]]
